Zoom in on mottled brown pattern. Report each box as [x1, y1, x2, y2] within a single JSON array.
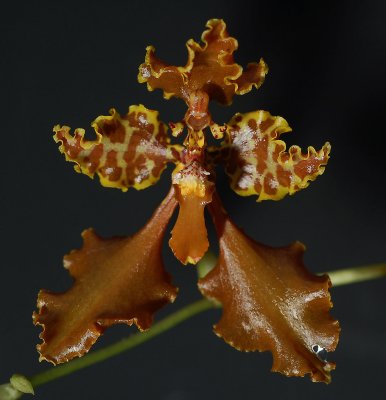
[[247, 118, 257, 131], [254, 180, 262, 193], [46, 19, 338, 381], [87, 145, 103, 174], [101, 150, 121, 181], [54, 129, 83, 159], [223, 111, 331, 201], [263, 172, 277, 195], [98, 117, 126, 143], [54, 105, 178, 191], [294, 157, 320, 180], [199, 194, 340, 383], [259, 117, 275, 133], [276, 164, 292, 187], [33, 189, 178, 364]]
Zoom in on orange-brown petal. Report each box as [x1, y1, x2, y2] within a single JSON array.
[[138, 46, 187, 100], [169, 191, 209, 265], [222, 110, 331, 201], [198, 193, 340, 383], [138, 19, 268, 105], [169, 161, 214, 264], [33, 188, 178, 364], [54, 105, 180, 191], [233, 60, 269, 95]]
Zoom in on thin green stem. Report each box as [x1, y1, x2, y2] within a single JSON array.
[[4, 262, 385, 396], [326, 262, 386, 287], [29, 298, 215, 388]]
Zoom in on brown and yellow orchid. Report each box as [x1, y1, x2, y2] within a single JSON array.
[[33, 19, 340, 383]]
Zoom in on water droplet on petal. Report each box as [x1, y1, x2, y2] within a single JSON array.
[[312, 344, 328, 362]]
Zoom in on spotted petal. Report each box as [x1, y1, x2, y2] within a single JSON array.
[[198, 194, 340, 383], [54, 105, 179, 191], [222, 110, 331, 201], [33, 189, 178, 364], [138, 19, 267, 105]]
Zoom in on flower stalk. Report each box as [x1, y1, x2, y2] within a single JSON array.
[[16, 18, 382, 393], [326, 262, 386, 287], [1, 261, 385, 399], [30, 298, 216, 388], [34, 19, 339, 382]]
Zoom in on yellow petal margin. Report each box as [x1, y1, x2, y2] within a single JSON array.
[[54, 105, 181, 191], [138, 19, 268, 105], [223, 111, 331, 201]]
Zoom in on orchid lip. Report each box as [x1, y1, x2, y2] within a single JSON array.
[[39, 18, 338, 383]]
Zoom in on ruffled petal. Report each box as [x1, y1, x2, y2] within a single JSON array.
[[233, 61, 268, 95], [169, 161, 214, 264], [138, 46, 186, 100], [138, 19, 267, 105], [54, 105, 179, 191], [33, 189, 178, 364], [198, 193, 340, 383], [222, 110, 331, 201]]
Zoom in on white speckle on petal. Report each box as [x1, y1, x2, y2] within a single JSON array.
[[141, 66, 151, 78], [238, 174, 253, 189], [269, 178, 279, 189], [138, 114, 147, 125]]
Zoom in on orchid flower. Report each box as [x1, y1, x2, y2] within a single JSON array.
[[33, 19, 340, 383]]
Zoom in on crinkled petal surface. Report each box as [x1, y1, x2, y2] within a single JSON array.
[[33, 189, 178, 364], [54, 105, 177, 191], [138, 19, 268, 105], [223, 110, 331, 201], [198, 194, 340, 383]]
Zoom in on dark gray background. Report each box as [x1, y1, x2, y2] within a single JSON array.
[[1, 0, 386, 399]]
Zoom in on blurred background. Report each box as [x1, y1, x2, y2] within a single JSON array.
[[1, 0, 385, 398]]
